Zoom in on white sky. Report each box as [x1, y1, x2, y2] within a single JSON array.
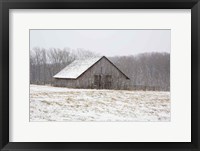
[[30, 29, 170, 56]]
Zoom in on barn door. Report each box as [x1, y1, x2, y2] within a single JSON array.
[[94, 75, 101, 89], [105, 75, 112, 89], [94, 75, 112, 89]]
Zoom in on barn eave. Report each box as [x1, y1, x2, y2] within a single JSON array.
[[54, 77, 77, 80]]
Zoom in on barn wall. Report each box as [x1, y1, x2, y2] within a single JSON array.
[[53, 79, 77, 88], [54, 57, 130, 89]]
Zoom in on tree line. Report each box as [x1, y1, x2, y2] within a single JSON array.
[[30, 47, 170, 91], [109, 52, 170, 91]]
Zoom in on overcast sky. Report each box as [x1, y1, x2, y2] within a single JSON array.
[[30, 29, 170, 56]]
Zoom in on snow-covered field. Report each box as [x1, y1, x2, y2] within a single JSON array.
[[30, 84, 170, 122]]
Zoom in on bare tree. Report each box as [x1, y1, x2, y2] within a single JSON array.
[[75, 48, 100, 59], [109, 52, 170, 91]]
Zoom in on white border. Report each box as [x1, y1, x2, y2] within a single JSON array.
[[9, 9, 191, 142]]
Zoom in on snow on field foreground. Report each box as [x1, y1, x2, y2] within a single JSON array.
[[30, 84, 170, 122]]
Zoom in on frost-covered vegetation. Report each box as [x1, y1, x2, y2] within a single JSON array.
[[30, 85, 170, 122]]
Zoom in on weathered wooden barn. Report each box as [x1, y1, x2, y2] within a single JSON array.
[[53, 56, 130, 89]]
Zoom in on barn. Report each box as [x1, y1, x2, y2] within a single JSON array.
[[53, 56, 130, 89]]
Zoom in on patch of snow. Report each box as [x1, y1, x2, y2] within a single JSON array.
[[30, 84, 170, 122]]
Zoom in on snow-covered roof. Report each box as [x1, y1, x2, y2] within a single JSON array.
[[53, 57, 102, 79]]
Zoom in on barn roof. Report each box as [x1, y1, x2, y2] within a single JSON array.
[[53, 56, 130, 79]]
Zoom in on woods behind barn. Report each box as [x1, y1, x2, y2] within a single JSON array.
[[30, 48, 170, 91]]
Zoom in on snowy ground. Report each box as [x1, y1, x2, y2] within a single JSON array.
[[30, 84, 170, 122]]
